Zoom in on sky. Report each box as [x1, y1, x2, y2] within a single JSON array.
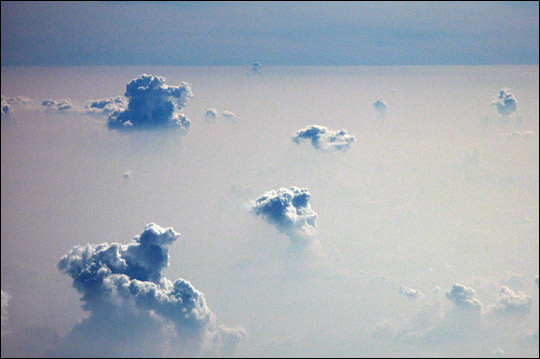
[[1, 2, 539, 359], [1, 1, 539, 66]]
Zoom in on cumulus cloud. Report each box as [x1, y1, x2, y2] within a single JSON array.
[[1, 96, 15, 119], [1, 289, 11, 337], [56, 223, 244, 357], [85, 96, 128, 115], [204, 108, 218, 123], [42, 99, 73, 112], [222, 110, 236, 121], [247, 62, 263, 76], [490, 286, 532, 315], [107, 74, 193, 132], [445, 283, 483, 312], [491, 88, 518, 117], [399, 285, 425, 299], [292, 125, 355, 152], [249, 187, 317, 246], [123, 170, 134, 179], [373, 97, 388, 115]]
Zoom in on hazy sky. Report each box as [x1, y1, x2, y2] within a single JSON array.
[[1, 1, 539, 66]]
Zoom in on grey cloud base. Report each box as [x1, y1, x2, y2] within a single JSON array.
[[56, 223, 244, 357]]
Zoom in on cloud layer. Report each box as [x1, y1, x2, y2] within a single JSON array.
[[107, 74, 193, 131], [292, 125, 355, 151], [56, 223, 244, 357]]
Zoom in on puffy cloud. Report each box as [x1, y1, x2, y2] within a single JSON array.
[[491, 286, 532, 315], [85, 96, 128, 115], [292, 125, 355, 152], [222, 110, 236, 121], [373, 97, 388, 114], [107, 74, 193, 132], [56, 223, 244, 357], [1, 96, 15, 119], [42, 98, 73, 112], [205, 108, 218, 123], [123, 170, 134, 179], [1, 289, 11, 337], [399, 285, 425, 299], [247, 62, 263, 76], [249, 187, 317, 245], [491, 88, 518, 117], [445, 283, 483, 312]]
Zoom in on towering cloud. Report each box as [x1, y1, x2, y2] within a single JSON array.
[[491, 88, 518, 117], [249, 187, 317, 245], [445, 283, 482, 312], [292, 125, 355, 152], [373, 97, 388, 115], [1, 289, 11, 337], [491, 286, 532, 315], [56, 223, 244, 357], [107, 74, 193, 131]]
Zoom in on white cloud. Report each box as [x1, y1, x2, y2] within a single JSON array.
[[491, 88, 518, 117], [292, 125, 355, 151]]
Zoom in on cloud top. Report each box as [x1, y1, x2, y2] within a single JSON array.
[[57, 223, 244, 356], [292, 125, 355, 151], [492, 286, 532, 315], [107, 74, 193, 131], [445, 283, 482, 311], [491, 88, 518, 117], [249, 187, 317, 243]]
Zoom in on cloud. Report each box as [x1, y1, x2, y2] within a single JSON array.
[[500, 131, 535, 138], [490, 286, 532, 315], [445, 283, 483, 312], [1, 96, 15, 119], [107, 74, 193, 132], [399, 285, 425, 299], [204, 108, 218, 123], [42, 99, 73, 112], [222, 110, 236, 121], [292, 125, 355, 151], [85, 96, 128, 115], [247, 62, 263, 76], [491, 88, 518, 117], [123, 170, 134, 179], [1, 289, 11, 337], [249, 187, 317, 246], [56, 223, 244, 357], [373, 97, 388, 114]]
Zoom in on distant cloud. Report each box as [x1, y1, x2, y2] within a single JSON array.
[[56, 223, 244, 357], [107, 74, 193, 132], [86, 96, 128, 115], [491, 88, 518, 117], [247, 62, 263, 76], [1, 96, 14, 119], [445, 283, 483, 312], [1, 289, 11, 337], [373, 97, 388, 115], [123, 170, 134, 179], [292, 125, 355, 152], [222, 110, 236, 121], [249, 187, 318, 246], [500, 131, 535, 138], [399, 285, 425, 299], [491, 286, 533, 315], [42, 99, 73, 112], [204, 108, 218, 123]]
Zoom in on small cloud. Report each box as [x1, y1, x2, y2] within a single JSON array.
[[247, 62, 263, 76], [445, 283, 483, 312], [204, 108, 218, 123], [123, 170, 134, 179], [107, 74, 193, 132], [399, 285, 425, 299], [42, 99, 73, 112], [1, 289, 11, 337], [1, 95, 15, 119], [491, 88, 518, 118], [292, 125, 355, 152], [491, 286, 532, 315], [249, 187, 317, 246], [222, 110, 236, 121], [373, 97, 388, 115], [85, 96, 128, 115]]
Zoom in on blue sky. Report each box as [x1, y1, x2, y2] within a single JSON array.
[[1, 1, 539, 66]]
